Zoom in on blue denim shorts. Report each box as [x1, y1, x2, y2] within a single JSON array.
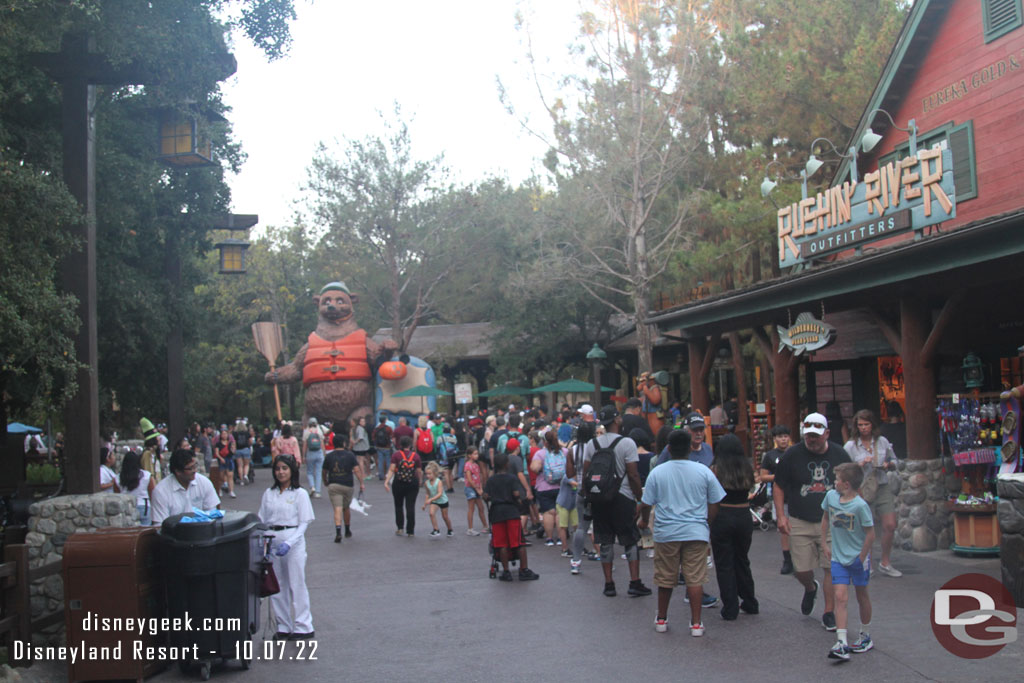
[[831, 556, 870, 586], [465, 486, 479, 500]]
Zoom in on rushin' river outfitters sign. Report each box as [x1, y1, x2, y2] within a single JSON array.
[[777, 146, 956, 268]]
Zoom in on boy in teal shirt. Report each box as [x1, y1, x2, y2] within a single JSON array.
[[820, 462, 875, 661]]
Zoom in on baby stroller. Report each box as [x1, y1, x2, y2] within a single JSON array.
[[487, 536, 521, 578], [749, 482, 772, 531], [486, 506, 525, 578]]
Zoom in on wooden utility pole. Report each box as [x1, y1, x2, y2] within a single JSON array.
[[30, 34, 235, 493]]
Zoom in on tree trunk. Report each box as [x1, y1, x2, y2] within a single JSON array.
[[388, 243, 403, 349], [635, 319, 654, 375]]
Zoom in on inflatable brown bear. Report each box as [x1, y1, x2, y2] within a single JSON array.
[[265, 282, 398, 428]]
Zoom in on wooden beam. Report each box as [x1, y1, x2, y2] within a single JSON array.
[[864, 308, 902, 355], [700, 332, 721, 379], [921, 292, 965, 367], [751, 326, 772, 357]]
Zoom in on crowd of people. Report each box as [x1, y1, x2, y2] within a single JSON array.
[[92, 395, 901, 655]]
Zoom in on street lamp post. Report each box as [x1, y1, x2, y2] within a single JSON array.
[[165, 214, 257, 443], [586, 343, 607, 408], [28, 34, 235, 493]]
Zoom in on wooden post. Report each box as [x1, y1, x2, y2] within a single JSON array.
[[728, 332, 749, 446], [165, 229, 185, 445], [901, 296, 939, 460], [753, 326, 799, 436], [55, 34, 102, 494], [3, 544, 31, 664], [868, 294, 959, 461], [688, 337, 710, 412]]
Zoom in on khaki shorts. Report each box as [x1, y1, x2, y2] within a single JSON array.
[[789, 517, 830, 573], [328, 483, 354, 510], [871, 482, 896, 517], [557, 504, 578, 529], [653, 540, 708, 589]]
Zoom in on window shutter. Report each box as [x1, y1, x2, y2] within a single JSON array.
[[984, 0, 1023, 43], [947, 121, 977, 201]]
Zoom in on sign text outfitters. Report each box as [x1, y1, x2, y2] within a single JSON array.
[[777, 146, 956, 268]]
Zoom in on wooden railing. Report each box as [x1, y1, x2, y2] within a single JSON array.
[[0, 544, 63, 667]]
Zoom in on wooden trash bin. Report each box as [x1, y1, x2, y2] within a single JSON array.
[[63, 526, 166, 682], [948, 502, 1001, 555]]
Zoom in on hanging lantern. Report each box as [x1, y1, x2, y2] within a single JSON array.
[[962, 351, 984, 389], [379, 360, 408, 381], [157, 110, 214, 167], [215, 237, 250, 274]]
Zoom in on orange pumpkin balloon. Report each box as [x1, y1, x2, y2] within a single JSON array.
[[379, 360, 407, 381]]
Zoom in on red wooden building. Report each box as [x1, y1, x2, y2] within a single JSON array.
[[650, 0, 1024, 551]]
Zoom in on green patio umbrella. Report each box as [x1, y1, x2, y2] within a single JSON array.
[[477, 384, 534, 397], [391, 385, 453, 398], [390, 385, 453, 416], [531, 378, 616, 393]]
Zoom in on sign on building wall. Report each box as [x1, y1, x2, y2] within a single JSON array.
[[778, 147, 956, 268], [778, 312, 837, 356]]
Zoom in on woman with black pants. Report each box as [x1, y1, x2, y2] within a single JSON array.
[[384, 435, 422, 536], [710, 434, 759, 620]]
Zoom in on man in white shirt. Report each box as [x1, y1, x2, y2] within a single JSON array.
[[24, 433, 46, 453], [150, 449, 221, 526]]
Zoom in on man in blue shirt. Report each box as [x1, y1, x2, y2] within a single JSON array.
[[653, 412, 713, 468], [639, 429, 725, 637]]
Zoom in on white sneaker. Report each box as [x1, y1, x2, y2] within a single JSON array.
[[229, 491, 237, 498], [690, 622, 705, 637], [570, 560, 582, 575], [654, 616, 668, 633], [877, 562, 903, 578], [466, 529, 481, 536]]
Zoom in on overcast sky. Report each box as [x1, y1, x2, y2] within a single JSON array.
[[221, 0, 583, 232]]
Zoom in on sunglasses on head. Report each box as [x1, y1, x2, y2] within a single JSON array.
[[803, 421, 826, 430]]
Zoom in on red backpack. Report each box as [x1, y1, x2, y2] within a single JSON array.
[[415, 428, 434, 455]]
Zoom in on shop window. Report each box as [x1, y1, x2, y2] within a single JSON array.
[[983, 0, 1022, 43], [815, 368, 853, 440], [878, 121, 977, 202]]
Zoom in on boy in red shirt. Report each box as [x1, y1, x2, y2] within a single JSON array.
[[484, 451, 539, 582]]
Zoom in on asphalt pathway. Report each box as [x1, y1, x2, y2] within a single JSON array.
[[16, 465, 1023, 682]]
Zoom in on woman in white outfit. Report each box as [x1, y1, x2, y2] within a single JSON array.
[[259, 454, 315, 640]]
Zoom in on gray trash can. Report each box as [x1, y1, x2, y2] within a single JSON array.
[[159, 511, 262, 679]]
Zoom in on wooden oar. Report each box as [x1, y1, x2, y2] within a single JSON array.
[[252, 322, 284, 421]]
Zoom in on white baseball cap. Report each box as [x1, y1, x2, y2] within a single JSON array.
[[801, 412, 828, 436], [578, 404, 595, 416]]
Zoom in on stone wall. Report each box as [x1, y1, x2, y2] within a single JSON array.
[[997, 476, 1024, 606], [24, 493, 140, 644], [895, 458, 957, 552]]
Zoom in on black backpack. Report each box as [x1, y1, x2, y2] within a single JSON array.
[[583, 436, 625, 504], [234, 430, 250, 449], [373, 426, 392, 448], [394, 451, 417, 484]]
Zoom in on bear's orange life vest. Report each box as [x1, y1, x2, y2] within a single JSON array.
[[302, 330, 371, 386]]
